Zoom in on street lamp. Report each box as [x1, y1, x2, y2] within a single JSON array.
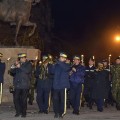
[[115, 35, 120, 42]]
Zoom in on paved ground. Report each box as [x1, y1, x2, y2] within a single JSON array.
[[0, 103, 120, 120]]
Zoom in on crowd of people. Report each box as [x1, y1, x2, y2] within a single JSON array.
[[0, 52, 120, 119]]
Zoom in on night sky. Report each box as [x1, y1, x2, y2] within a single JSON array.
[[51, 0, 120, 61]]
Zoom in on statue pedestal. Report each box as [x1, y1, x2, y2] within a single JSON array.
[[0, 47, 41, 103]]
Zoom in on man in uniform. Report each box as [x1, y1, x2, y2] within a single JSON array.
[[10, 53, 32, 117], [52, 52, 70, 118], [111, 57, 120, 110], [102, 59, 111, 107], [35, 55, 53, 114], [84, 58, 96, 109], [0, 53, 6, 104], [69, 55, 85, 115]]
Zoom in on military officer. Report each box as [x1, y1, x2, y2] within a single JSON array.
[[10, 53, 32, 117], [111, 57, 120, 110], [84, 58, 96, 109], [52, 52, 70, 118], [69, 55, 85, 115], [35, 55, 53, 114]]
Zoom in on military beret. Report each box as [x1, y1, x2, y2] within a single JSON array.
[[18, 53, 27, 58], [0, 53, 3, 57], [60, 52, 67, 58]]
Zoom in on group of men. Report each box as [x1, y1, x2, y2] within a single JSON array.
[[0, 52, 120, 119]]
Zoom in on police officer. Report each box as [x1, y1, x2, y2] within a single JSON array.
[[111, 57, 120, 110], [52, 52, 70, 118], [10, 53, 32, 117], [84, 58, 96, 109], [35, 55, 53, 114], [0, 53, 6, 104], [69, 55, 85, 115]]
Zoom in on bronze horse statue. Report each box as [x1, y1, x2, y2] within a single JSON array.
[[0, 0, 40, 45]]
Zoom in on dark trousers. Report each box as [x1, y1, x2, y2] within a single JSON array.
[[96, 98, 104, 110], [84, 87, 93, 106], [36, 88, 50, 111], [14, 89, 29, 115], [70, 83, 82, 112], [53, 89, 65, 115]]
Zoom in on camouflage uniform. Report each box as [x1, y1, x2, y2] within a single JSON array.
[[111, 64, 120, 107]]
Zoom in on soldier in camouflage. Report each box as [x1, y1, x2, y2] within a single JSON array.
[[111, 57, 120, 110]]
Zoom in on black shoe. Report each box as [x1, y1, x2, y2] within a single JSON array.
[[21, 115, 26, 118], [39, 110, 44, 113], [81, 102, 84, 107], [59, 114, 63, 119], [89, 104, 93, 109], [73, 110, 75, 114], [28, 101, 33, 105], [97, 108, 103, 112], [44, 110, 48, 114], [54, 114, 59, 118], [73, 111, 79, 115], [15, 114, 20, 117], [116, 104, 120, 110], [104, 102, 108, 108]]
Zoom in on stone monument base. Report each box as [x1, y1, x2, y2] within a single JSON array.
[[0, 47, 41, 103]]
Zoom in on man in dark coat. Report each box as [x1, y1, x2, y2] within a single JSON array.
[[10, 53, 32, 117], [84, 58, 96, 109], [35, 55, 53, 114], [69, 56, 85, 115], [92, 62, 108, 112], [52, 52, 70, 118], [0, 53, 6, 104], [102, 59, 111, 107]]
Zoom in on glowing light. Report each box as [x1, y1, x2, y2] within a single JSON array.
[[35, 56, 38, 60], [115, 36, 120, 42], [7, 57, 11, 61], [39, 61, 42, 64]]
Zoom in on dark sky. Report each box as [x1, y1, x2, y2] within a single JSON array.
[[51, 0, 120, 61]]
